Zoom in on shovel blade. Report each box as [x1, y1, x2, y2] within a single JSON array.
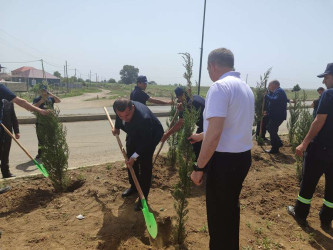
[[33, 159, 49, 177], [141, 199, 158, 239]]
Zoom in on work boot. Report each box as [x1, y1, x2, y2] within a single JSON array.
[[121, 187, 137, 198], [287, 205, 307, 226]]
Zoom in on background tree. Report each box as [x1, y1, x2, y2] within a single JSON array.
[[119, 65, 139, 85], [53, 71, 61, 78], [292, 84, 301, 92], [108, 78, 116, 83], [148, 81, 157, 85]]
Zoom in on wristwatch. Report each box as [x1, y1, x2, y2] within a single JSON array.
[[193, 164, 205, 172]]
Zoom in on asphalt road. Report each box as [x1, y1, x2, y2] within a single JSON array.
[[7, 118, 170, 178]]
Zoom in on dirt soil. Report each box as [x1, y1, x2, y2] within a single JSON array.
[[0, 137, 332, 249]]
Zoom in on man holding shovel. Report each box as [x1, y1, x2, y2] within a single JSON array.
[[112, 98, 164, 211], [0, 84, 49, 194]]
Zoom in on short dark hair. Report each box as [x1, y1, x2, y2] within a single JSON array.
[[317, 87, 325, 92], [113, 98, 133, 112], [208, 48, 234, 68], [270, 80, 280, 87]]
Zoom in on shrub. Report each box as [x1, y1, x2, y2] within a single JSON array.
[[36, 108, 70, 192]]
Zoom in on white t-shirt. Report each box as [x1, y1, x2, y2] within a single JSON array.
[[203, 71, 254, 153]]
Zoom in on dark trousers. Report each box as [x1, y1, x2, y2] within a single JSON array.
[[267, 119, 283, 149], [206, 150, 251, 250], [192, 141, 202, 161], [295, 142, 333, 223], [0, 138, 12, 177], [126, 145, 155, 200], [255, 116, 269, 139]]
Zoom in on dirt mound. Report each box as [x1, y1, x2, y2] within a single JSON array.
[[0, 138, 332, 249]]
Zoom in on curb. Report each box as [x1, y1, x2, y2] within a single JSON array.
[[17, 112, 171, 124]]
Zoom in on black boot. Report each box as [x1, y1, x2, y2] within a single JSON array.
[[121, 187, 138, 198], [1, 165, 15, 178], [287, 205, 307, 226]]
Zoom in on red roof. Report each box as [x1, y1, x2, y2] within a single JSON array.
[[11, 66, 59, 80]]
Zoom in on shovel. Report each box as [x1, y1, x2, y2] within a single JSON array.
[[103, 107, 157, 239], [0, 123, 49, 177], [152, 109, 178, 167]]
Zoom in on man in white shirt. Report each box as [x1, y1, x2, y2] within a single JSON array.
[[189, 48, 254, 249]]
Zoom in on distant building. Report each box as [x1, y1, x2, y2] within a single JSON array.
[[11, 66, 60, 86]]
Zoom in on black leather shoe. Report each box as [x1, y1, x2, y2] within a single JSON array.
[[0, 186, 11, 194], [265, 148, 279, 154], [134, 200, 143, 211], [2, 173, 16, 179], [121, 187, 137, 198], [287, 205, 307, 226]]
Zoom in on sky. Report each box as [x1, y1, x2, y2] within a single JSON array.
[[1, 0, 332, 89]]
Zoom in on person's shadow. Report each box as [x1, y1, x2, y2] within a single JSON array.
[[299, 223, 333, 249], [16, 160, 37, 173], [94, 194, 150, 249], [94, 193, 173, 249]]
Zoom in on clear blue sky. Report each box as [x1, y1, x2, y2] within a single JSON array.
[[1, 0, 332, 89]]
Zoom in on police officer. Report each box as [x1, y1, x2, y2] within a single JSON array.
[[0, 83, 48, 194], [130, 75, 172, 105], [287, 63, 333, 231], [112, 98, 164, 211], [0, 100, 20, 178], [161, 86, 205, 160]]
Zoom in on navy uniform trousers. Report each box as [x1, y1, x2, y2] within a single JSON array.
[[295, 142, 333, 224]]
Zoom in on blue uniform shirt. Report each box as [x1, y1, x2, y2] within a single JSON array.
[[0, 84, 17, 123], [130, 86, 150, 105], [315, 89, 333, 147], [265, 87, 288, 121]]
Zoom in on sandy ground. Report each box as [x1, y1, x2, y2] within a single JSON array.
[[0, 137, 332, 249]]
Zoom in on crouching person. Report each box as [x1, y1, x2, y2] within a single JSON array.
[[112, 99, 164, 211]]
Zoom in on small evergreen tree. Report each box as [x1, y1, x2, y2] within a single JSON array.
[[292, 84, 301, 92], [287, 90, 301, 145], [173, 52, 198, 246], [289, 91, 312, 182], [36, 108, 70, 192], [253, 68, 272, 145]]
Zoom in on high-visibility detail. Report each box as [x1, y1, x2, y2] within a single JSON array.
[[323, 199, 333, 208], [297, 194, 312, 205]]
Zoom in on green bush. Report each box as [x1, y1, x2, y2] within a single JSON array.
[[36, 108, 70, 192]]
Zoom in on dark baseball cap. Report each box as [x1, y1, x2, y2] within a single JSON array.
[[317, 63, 333, 78], [40, 85, 48, 91], [174, 86, 186, 97], [137, 75, 147, 83]]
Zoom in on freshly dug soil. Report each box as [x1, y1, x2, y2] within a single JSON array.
[[0, 138, 332, 249]]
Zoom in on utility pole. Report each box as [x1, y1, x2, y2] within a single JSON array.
[[74, 68, 77, 79], [66, 60, 69, 92], [197, 0, 207, 95], [90, 70, 92, 87], [95, 73, 97, 83], [41, 59, 46, 81]]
